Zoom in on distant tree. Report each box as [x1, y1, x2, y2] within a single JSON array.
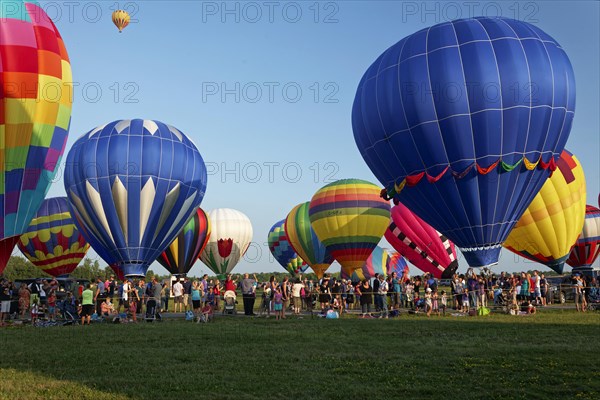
[[1, 256, 50, 281]]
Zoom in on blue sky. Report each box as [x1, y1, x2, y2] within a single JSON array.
[[33, 0, 599, 275]]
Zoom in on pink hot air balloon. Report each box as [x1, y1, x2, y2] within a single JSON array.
[[385, 203, 458, 279]]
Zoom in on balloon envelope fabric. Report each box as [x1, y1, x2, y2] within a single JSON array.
[[504, 150, 586, 273], [566, 205, 600, 268], [309, 179, 391, 275], [268, 219, 308, 275], [64, 119, 207, 277], [385, 202, 458, 279], [352, 17, 575, 268], [18, 197, 89, 277], [340, 246, 406, 282], [285, 202, 334, 278], [157, 207, 210, 276], [199, 208, 253, 278], [0, 0, 73, 272]]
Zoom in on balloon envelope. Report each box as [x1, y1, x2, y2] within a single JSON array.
[[157, 207, 210, 276], [385, 203, 458, 279], [199, 208, 253, 278], [1, 0, 72, 273], [309, 179, 391, 275], [112, 10, 130, 32], [566, 205, 600, 268], [504, 150, 586, 273], [268, 219, 308, 276], [64, 119, 207, 277], [340, 246, 408, 282], [352, 17, 575, 268], [285, 202, 334, 278], [18, 197, 89, 277]]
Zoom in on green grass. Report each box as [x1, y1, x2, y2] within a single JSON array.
[[0, 309, 598, 400]]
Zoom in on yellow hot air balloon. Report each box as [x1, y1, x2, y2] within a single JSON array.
[[112, 10, 130, 33], [504, 150, 586, 273]]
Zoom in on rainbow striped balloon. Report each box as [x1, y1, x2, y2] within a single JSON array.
[[285, 202, 334, 279], [1, 1, 72, 272], [268, 219, 308, 275], [504, 150, 586, 274], [157, 207, 211, 276], [309, 179, 391, 276], [18, 197, 89, 277], [341, 247, 409, 282]]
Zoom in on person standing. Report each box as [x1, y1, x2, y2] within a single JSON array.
[[152, 278, 162, 307], [292, 278, 304, 315], [377, 274, 389, 318], [372, 273, 381, 312], [241, 273, 257, 316], [391, 272, 400, 309], [107, 275, 116, 302], [213, 280, 222, 310], [358, 279, 372, 318], [161, 280, 170, 312], [172, 279, 184, 313], [81, 283, 94, 326], [121, 279, 131, 314], [182, 277, 192, 312], [0, 285, 11, 326], [273, 286, 283, 320], [18, 284, 30, 320], [94, 277, 106, 315], [280, 275, 290, 318]]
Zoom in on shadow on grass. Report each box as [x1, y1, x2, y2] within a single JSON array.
[[0, 311, 599, 400]]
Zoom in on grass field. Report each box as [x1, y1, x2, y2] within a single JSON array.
[[0, 309, 598, 400]]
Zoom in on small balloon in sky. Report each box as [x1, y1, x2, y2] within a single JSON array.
[[112, 10, 131, 33]]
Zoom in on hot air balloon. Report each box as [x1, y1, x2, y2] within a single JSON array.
[[389, 251, 410, 280], [285, 202, 334, 279], [17, 197, 89, 277], [268, 219, 308, 275], [199, 208, 253, 278], [385, 203, 459, 279], [504, 150, 586, 274], [566, 205, 600, 269], [157, 208, 210, 276], [64, 119, 207, 277], [341, 246, 407, 282], [0, 0, 73, 273], [352, 17, 575, 268], [109, 263, 125, 281], [309, 179, 391, 276], [112, 10, 130, 33]]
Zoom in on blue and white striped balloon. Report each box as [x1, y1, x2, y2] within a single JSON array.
[[64, 119, 207, 277]]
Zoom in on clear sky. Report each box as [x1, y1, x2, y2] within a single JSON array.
[[31, 0, 599, 275]]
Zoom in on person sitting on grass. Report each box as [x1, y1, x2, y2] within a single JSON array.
[[198, 302, 214, 323], [101, 297, 116, 317]]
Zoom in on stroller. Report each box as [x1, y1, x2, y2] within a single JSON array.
[[223, 290, 237, 315], [145, 297, 162, 322], [57, 299, 79, 325], [587, 288, 600, 311]]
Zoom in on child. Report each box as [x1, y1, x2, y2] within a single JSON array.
[[273, 287, 283, 320], [260, 284, 271, 317], [405, 283, 414, 309], [432, 290, 439, 315], [440, 290, 447, 316], [462, 289, 470, 311], [47, 292, 57, 321], [425, 288, 433, 317], [30, 299, 40, 324]]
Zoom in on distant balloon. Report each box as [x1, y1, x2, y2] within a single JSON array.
[[389, 251, 410, 279], [340, 246, 408, 282], [385, 203, 458, 279], [504, 150, 586, 274], [309, 179, 391, 276], [64, 119, 207, 277], [112, 10, 130, 32], [352, 17, 575, 268], [268, 219, 308, 276], [199, 209, 253, 278], [18, 197, 89, 277], [567, 205, 600, 269], [157, 208, 210, 276], [1, 0, 73, 274], [285, 202, 334, 279]]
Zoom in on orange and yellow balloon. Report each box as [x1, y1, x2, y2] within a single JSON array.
[[112, 10, 130, 33], [504, 150, 586, 273]]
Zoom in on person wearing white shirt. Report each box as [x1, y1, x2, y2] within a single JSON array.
[[172, 280, 184, 313], [292, 279, 305, 315]]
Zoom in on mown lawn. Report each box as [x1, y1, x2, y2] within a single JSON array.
[[0, 309, 598, 400]]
